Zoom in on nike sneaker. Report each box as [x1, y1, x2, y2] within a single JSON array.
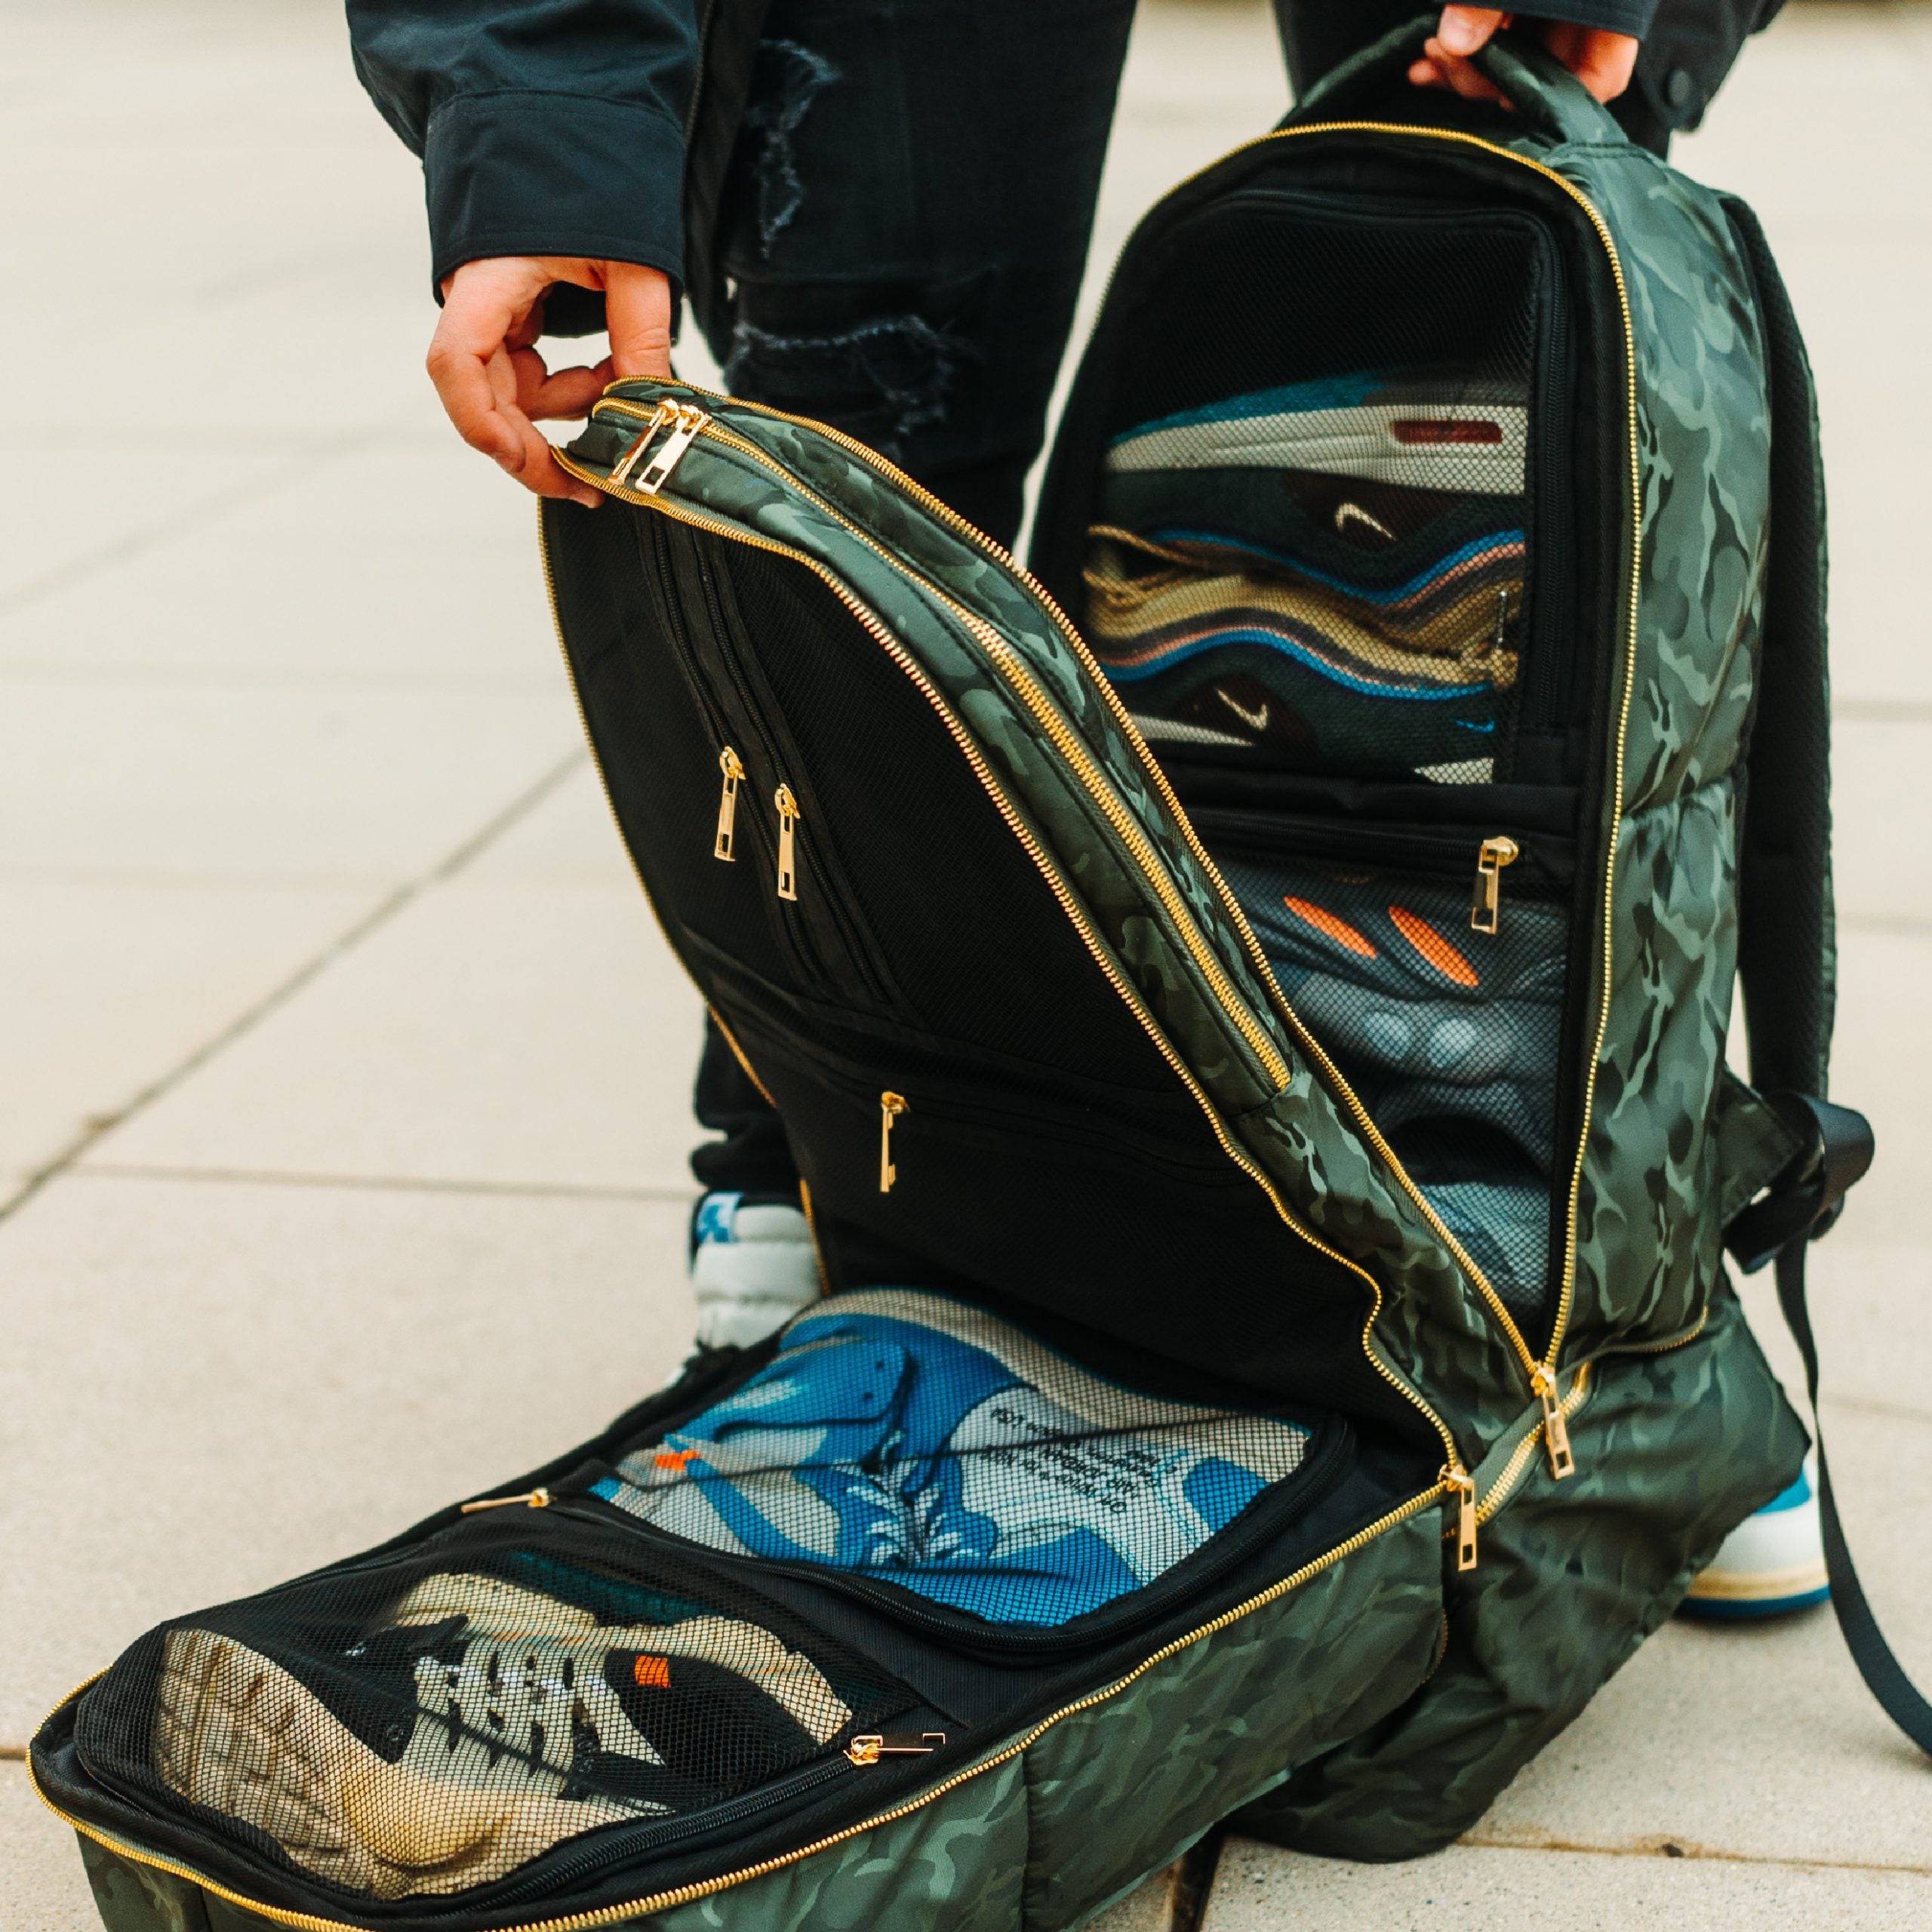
[[595, 1287, 1315, 1626], [1088, 368, 1527, 782], [148, 1568, 854, 1900], [689, 1190, 822, 1349], [1211, 842, 1566, 1314], [1679, 1460, 1831, 1620]]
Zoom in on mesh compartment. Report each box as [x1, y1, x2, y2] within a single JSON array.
[[1079, 212, 1542, 786], [75, 1524, 909, 1903], [1214, 846, 1564, 1312], [595, 1288, 1317, 1626]]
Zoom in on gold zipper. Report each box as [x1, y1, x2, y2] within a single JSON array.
[[458, 1487, 552, 1514], [596, 118, 1647, 1469], [1441, 1464, 1478, 1571], [549, 448, 1464, 1478], [878, 1091, 908, 1192], [29, 1484, 1442, 1932], [846, 1730, 945, 1765], [713, 746, 745, 860], [1470, 835, 1519, 936], [616, 397, 1541, 1404], [774, 783, 801, 900], [686, 417, 1289, 1092]]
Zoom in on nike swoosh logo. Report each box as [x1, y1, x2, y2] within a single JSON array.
[[1217, 690, 1270, 732], [1334, 500, 1395, 541]]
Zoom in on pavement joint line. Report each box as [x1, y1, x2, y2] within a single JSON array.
[[0, 425, 383, 623], [0, 663, 568, 694], [0, 744, 589, 1229], [70, 1163, 694, 1206], [1457, 1829, 1932, 1878]]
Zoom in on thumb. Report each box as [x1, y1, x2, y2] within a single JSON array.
[[1438, 7, 1509, 57], [605, 262, 675, 380]]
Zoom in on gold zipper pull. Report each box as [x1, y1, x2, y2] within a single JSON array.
[[846, 1731, 946, 1766], [774, 784, 801, 900], [713, 746, 744, 861], [1442, 1466, 1478, 1573], [635, 403, 710, 494], [460, 1487, 552, 1515], [1532, 1367, 1577, 1479], [1470, 835, 1520, 935], [878, 1091, 909, 1192], [608, 400, 678, 489]]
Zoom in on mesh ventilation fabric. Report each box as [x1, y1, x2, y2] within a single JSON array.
[[77, 1531, 907, 1903], [598, 1288, 1315, 1626], [1081, 217, 1540, 786], [1212, 844, 1566, 1316]]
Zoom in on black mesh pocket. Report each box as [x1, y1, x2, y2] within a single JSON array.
[[1076, 203, 1550, 787], [589, 1287, 1330, 1632], [1208, 830, 1568, 1318], [73, 1518, 910, 1904]]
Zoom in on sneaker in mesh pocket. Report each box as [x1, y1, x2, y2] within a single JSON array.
[[597, 1288, 1313, 1626]]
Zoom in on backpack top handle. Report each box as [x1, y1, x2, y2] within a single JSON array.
[[1290, 11, 1629, 150]]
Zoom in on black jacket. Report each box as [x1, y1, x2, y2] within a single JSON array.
[[347, 0, 1776, 301]]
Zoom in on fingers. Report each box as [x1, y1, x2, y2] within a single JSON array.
[[605, 263, 675, 380], [1437, 7, 1509, 57], [1411, 38, 1508, 104], [510, 349, 614, 425], [427, 260, 601, 508], [1546, 26, 1640, 101]]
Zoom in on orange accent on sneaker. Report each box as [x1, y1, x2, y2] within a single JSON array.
[[1389, 905, 1481, 986], [1281, 896, 1377, 958], [653, 1446, 703, 1471], [1390, 417, 1503, 445], [632, 1655, 672, 1689]]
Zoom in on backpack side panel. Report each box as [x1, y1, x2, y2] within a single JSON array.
[[1549, 142, 1774, 1357], [1232, 1278, 1806, 1859]]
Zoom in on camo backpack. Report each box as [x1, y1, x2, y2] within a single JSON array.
[[35, 25, 1919, 1932]]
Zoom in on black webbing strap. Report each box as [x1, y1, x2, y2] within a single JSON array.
[[1777, 1237, 1932, 1758], [1715, 200, 1926, 1754]]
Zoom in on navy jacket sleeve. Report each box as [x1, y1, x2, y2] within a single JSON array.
[[347, 0, 700, 296], [1527, 2, 1660, 34]]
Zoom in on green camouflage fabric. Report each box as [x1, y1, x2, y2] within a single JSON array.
[[1543, 132, 1778, 1361], [567, 388, 1526, 1446], [1235, 1282, 1806, 1856], [70, 1503, 1444, 1932]]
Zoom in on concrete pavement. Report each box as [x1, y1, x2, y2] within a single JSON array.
[[5, 2, 1930, 1925]]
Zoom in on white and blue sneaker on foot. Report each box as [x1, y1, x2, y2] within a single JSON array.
[[688, 1190, 823, 1349], [1679, 1459, 1830, 1620]]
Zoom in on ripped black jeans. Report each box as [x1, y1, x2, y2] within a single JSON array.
[[685, 0, 1744, 1199]]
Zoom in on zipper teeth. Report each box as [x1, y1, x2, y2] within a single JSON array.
[[586, 461, 1463, 1469], [1471, 1304, 1710, 1529], [974, 629, 1288, 1088], [31, 1488, 1443, 1932], [605, 117, 1643, 1393], [600, 366, 1534, 1381], [1475, 1362, 1592, 1527], [554, 446, 1462, 1473], [693, 418, 1290, 1093]]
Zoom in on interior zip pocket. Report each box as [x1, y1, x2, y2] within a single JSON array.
[[558, 1283, 1354, 1656], [1189, 808, 1572, 1327]]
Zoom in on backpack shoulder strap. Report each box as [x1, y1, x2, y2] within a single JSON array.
[[1720, 195, 1924, 1759]]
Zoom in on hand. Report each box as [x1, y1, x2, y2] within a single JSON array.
[[425, 257, 675, 508], [1410, 8, 1641, 106]]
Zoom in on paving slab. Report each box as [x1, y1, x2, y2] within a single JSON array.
[[1204, 1837, 1932, 1931], [84, 877, 704, 1193], [2, 1762, 99, 1932], [464, 761, 641, 890], [2, 449, 291, 611], [0, 1173, 695, 1747], [0, 682, 580, 884], [0, 877, 379, 1176], [0, 457, 561, 687], [1480, 1407, 1932, 1869]]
